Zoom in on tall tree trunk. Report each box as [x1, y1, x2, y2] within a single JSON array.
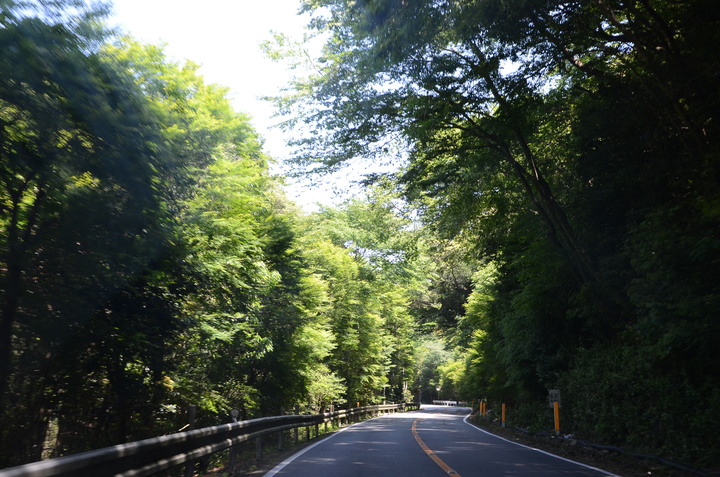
[[466, 44, 601, 287]]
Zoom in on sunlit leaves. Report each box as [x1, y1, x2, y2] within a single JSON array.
[[101, 39, 264, 197]]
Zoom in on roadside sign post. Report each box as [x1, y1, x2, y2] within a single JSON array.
[[548, 390, 561, 435]]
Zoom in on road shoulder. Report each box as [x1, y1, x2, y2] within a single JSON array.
[[464, 416, 703, 477]]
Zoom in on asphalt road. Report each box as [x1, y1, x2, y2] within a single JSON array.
[[263, 405, 620, 477]]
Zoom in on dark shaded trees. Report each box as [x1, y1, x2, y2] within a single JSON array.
[[0, 3, 194, 462], [0, 4, 282, 463]]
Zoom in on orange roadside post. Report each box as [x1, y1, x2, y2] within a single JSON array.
[[501, 403, 506, 428], [553, 400, 560, 435]]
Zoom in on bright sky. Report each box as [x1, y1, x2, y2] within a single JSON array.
[[108, 0, 355, 210]]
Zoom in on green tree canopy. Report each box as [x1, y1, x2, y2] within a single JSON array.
[[273, 0, 720, 467]]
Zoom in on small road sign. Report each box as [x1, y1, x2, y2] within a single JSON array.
[[548, 389, 561, 408]]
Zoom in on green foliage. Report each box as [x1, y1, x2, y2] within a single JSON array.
[[562, 340, 720, 467], [3, 0, 718, 471], [0, 5, 295, 464], [296, 188, 426, 406], [0, 3, 184, 463], [279, 0, 720, 469], [101, 38, 264, 200], [412, 337, 451, 403], [170, 153, 276, 418]]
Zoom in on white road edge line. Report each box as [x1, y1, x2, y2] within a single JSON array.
[[462, 413, 622, 477], [262, 419, 361, 477]]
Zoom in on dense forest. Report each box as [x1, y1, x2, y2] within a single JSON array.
[[1, 0, 718, 472]]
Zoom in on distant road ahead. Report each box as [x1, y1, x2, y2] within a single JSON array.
[[264, 405, 619, 477]]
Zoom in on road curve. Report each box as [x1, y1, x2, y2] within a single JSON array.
[[263, 405, 620, 477]]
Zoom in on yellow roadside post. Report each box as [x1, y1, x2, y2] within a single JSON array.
[[548, 389, 561, 435]]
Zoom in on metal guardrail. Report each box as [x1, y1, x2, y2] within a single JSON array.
[[432, 400, 468, 406], [0, 403, 419, 477]]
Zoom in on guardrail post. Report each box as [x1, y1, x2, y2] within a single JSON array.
[[276, 407, 285, 451], [294, 404, 300, 444], [256, 436, 263, 460], [184, 405, 197, 477], [228, 409, 240, 476]]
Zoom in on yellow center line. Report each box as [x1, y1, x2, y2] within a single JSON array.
[[412, 418, 462, 476]]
